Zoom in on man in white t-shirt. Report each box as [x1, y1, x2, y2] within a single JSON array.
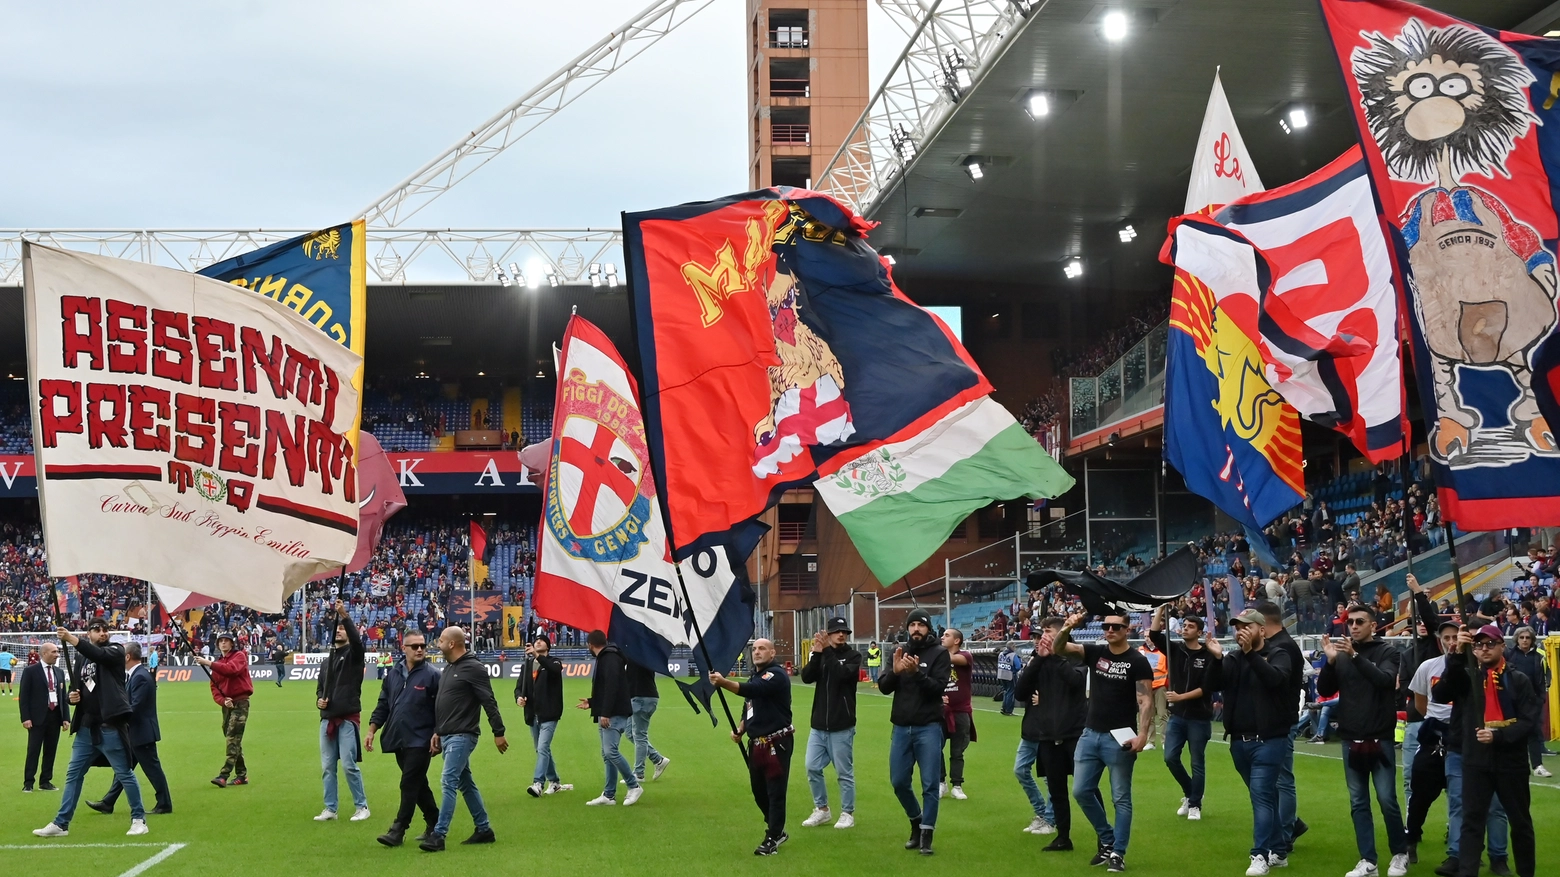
[[1405, 621, 1509, 876]]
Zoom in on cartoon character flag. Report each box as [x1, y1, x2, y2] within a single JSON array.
[[1318, 0, 1560, 526], [532, 315, 751, 682]]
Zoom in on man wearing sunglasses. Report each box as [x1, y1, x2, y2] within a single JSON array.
[[1055, 612, 1152, 873], [365, 631, 441, 847], [1319, 604, 1408, 877]]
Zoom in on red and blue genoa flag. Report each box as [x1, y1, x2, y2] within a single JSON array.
[[1319, 0, 1560, 527]]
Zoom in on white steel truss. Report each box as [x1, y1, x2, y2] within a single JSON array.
[[359, 0, 716, 228], [817, 0, 1040, 215], [0, 229, 625, 286]]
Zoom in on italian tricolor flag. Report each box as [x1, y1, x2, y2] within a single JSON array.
[[814, 396, 1074, 585]]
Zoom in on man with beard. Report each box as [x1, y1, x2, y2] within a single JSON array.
[[799, 617, 860, 829], [879, 608, 951, 855], [1256, 600, 1309, 857], [516, 635, 570, 797], [366, 630, 441, 847], [315, 600, 370, 822], [86, 642, 172, 816], [1013, 617, 1082, 849], [1149, 607, 1219, 823], [711, 638, 794, 855]]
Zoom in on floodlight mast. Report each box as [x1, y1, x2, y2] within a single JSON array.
[[359, 0, 717, 228]]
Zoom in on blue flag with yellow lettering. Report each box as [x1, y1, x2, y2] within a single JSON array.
[[199, 221, 367, 442]]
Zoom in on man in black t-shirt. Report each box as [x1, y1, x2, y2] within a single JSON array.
[[1148, 607, 1220, 821], [1056, 612, 1153, 873]]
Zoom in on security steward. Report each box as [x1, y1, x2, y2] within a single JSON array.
[[366, 630, 442, 847], [86, 642, 172, 815], [711, 637, 793, 856]]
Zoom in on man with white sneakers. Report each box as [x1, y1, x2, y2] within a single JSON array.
[[419, 626, 508, 852], [1013, 618, 1080, 849], [579, 630, 642, 807], [33, 619, 148, 839], [315, 600, 370, 823], [1148, 608, 1219, 823], [799, 617, 860, 830], [1218, 608, 1288, 876]]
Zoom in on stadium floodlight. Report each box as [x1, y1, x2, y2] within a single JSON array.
[[589, 263, 603, 288], [508, 262, 526, 288], [546, 270, 560, 287], [1026, 92, 1050, 119], [495, 267, 511, 287], [1064, 258, 1084, 279], [963, 158, 984, 181], [1101, 10, 1129, 41], [942, 51, 971, 100], [605, 263, 620, 288], [1287, 106, 1309, 131], [1118, 224, 1137, 243], [526, 261, 544, 289]]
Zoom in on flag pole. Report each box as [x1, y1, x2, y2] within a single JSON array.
[[671, 562, 749, 764], [1443, 522, 1469, 627]]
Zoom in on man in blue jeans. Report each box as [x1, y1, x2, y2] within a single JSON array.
[[1149, 607, 1219, 823], [879, 608, 950, 855], [315, 601, 369, 823], [800, 617, 861, 829], [515, 635, 570, 797], [1218, 607, 1292, 875], [1056, 611, 1153, 873], [420, 626, 507, 852], [580, 630, 643, 807], [626, 658, 670, 782]]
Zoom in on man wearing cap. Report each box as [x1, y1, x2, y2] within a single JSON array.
[[196, 631, 254, 788], [1219, 607, 1289, 876], [1433, 625, 1538, 877], [800, 616, 861, 829], [33, 619, 147, 838], [1255, 600, 1309, 859], [879, 607, 952, 855], [1013, 616, 1081, 848]]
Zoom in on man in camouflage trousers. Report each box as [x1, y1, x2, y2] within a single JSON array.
[[195, 632, 254, 787]]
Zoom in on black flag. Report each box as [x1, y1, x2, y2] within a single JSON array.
[[1027, 545, 1199, 616]]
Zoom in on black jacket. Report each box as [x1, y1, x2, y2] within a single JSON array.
[[736, 661, 792, 738], [1433, 653, 1540, 769], [71, 638, 131, 731], [800, 644, 860, 731], [434, 652, 504, 738], [1267, 627, 1305, 725], [370, 659, 441, 751], [18, 661, 70, 728], [588, 643, 632, 720], [317, 613, 365, 719], [1221, 639, 1294, 739], [514, 654, 564, 726], [1149, 631, 1221, 721], [1317, 637, 1401, 740], [1504, 646, 1549, 694], [122, 663, 160, 747], [878, 637, 951, 727], [627, 660, 660, 699], [1015, 652, 1086, 742]]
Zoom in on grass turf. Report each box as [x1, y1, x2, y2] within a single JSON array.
[[2, 677, 1557, 876]]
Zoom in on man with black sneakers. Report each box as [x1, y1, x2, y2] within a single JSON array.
[[32, 619, 147, 839], [420, 626, 507, 852], [711, 637, 793, 856], [1434, 625, 1537, 877], [1149, 607, 1218, 823], [19, 641, 69, 793], [879, 607, 951, 856], [1056, 611, 1152, 873], [1256, 600, 1309, 859], [1219, 608, 1291, 876], [267, 637, 288, 688], [86, 643, 171, 816], [799, 616, 860, 829], [579, 630, 642, 807], [516, 635, 569, 797], [366, 630, 441, 847], [315, 601, 369, 823], [1319, 604, 1409, 877], [1014, 617, 1083, 850]]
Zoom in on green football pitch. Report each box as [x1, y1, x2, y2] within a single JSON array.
[[2, 678, 1556, 876]]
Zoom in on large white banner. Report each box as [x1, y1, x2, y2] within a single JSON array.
[[24, 243, 362, 612], [1186, 70, 1264, 213]]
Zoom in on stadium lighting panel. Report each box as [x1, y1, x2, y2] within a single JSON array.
[[963, 158, 984, 181], [1101, 10, 1129, 41], [1026, 92, 1050, 119], [1064, 259, 1084, 279], [1118, 225, 1137, 243]]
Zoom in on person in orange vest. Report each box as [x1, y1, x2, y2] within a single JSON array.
[[1139, 637, 1169, 750]]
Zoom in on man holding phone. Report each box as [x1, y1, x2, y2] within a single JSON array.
[[1055, 612, 1152, 873], [1219, 608, 1289, 875]]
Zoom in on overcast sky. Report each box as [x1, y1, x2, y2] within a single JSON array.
[[1, 1, 898, 230]]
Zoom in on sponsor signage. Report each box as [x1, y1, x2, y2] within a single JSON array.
[[152, 656, 688, 682]]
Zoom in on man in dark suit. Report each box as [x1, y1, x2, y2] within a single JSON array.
[[19, 642, 70, 792], [86, 642, 172, 814]]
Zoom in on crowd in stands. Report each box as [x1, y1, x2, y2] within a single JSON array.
[[1019, 297, 1170, 444], [0, 382, 29, 456]]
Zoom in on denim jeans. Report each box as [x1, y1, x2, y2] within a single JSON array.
[[806, 726, 856, 812], [1013, 739, 1056, 822], [530, 720, 560, 784], [433, 733, 490, 837], [868, 664, 880, 683], [1342, 740, 1407, 862], [599, 716, 639, 797], [629, 696, 665, 778], [1276, 731, 1298, 853], [1073, 728, 1137, 856], [1444, 750, 1508, 858], [1231, 737, 1287, 857], [889, 723, 943, 828], [1000, 678, 1016, 714], [1402, 721, 1421, 801], [55, 726, 144, 828], [1163, 716, 1211, 806], [320, 719, 367, 811]]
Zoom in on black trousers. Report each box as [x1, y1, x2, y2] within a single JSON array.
[[748, 735, 793, 840], [1460, 764, 1533, 877], [1405, 747, 1447, 844], [395, 747, 439, 828], [24, 720, 62, 786], [941, 712, 972, 786], [102, 742, 172, 809], [1037, 736, 1078, 843]]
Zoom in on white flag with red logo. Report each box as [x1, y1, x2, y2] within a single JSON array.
[[1186, 70, 1264, 213]]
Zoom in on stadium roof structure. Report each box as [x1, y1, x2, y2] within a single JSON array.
[[821, 0, 1560, 291]]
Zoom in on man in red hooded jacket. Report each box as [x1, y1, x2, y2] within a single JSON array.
[[195, 632, 253, 787]]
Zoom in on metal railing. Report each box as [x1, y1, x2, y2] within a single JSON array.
[[769, 27, 809, 48], [771, 123, 811, 144], [770, 79, 811, 97], [1069, 321, 1170, 438]]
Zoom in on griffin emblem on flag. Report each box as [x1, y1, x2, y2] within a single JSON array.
[[546, 367, 656, 564]]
